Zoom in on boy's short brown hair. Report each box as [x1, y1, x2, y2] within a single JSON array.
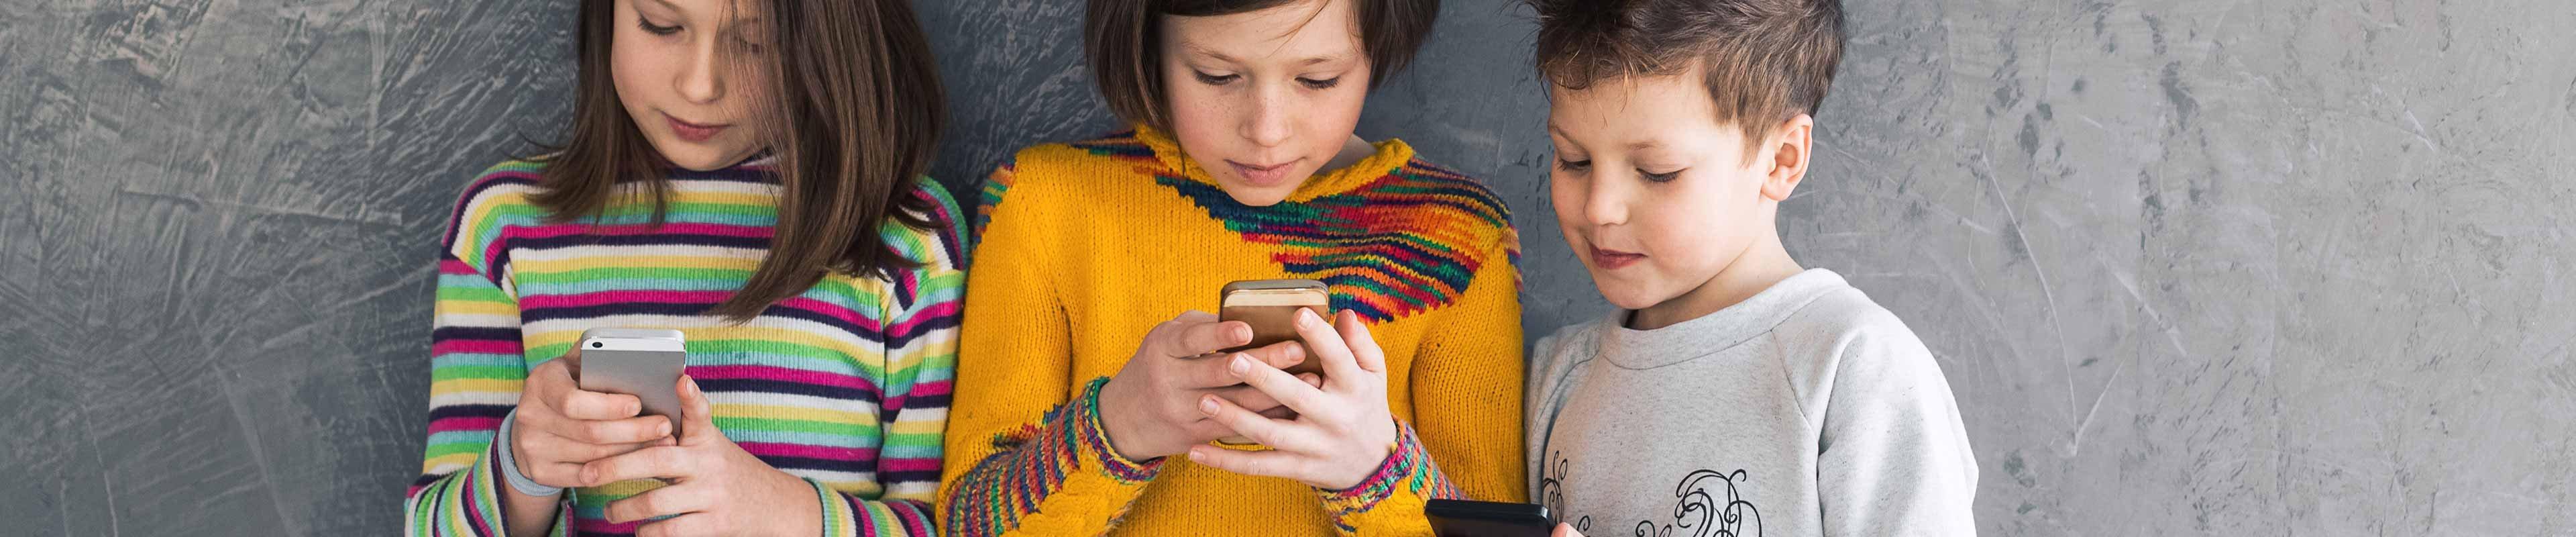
[[1087, 0, 1440, 130], [1529, 0, 1845, 150]]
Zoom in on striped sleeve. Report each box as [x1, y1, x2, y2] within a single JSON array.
[[810, 177, 967, 536], [405, 162, 551, 536]]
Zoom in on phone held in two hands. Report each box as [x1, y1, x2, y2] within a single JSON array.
[[576, 328, 688, 436], [1218, 279, 1332, 377]]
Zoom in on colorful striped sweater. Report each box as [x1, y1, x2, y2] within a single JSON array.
[[940, 126, 1527, 536], [402, 158, 965, 536]]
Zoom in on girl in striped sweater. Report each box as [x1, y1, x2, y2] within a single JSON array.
[[402, 1, 957, 536]]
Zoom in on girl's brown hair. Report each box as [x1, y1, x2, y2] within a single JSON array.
[[532, 0, 948, 322]]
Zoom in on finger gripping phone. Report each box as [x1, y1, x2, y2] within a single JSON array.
[[1218, 279, 1332, 376], [575, 328, 688, 435], [1426, 499, 1554, 537]]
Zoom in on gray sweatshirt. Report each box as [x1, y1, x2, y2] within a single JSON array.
[[1525, 269, 1979, 536]]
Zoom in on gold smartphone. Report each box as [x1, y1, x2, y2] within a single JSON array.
[[1218, 279, 1330, 377]]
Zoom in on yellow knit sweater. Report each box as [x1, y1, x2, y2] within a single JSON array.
[[937, 126, 1526, 536]]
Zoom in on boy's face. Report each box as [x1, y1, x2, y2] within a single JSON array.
[[1546, 70, 1807, 311]]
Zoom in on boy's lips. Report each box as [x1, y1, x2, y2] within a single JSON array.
[[1590, 246, 1646, 270]]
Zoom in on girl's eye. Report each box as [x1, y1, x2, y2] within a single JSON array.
[[1297, 77, 1342, 89], [638, 17, 681, 36], [1641, 168, 1684, 183], [1556, 158, 1592, 173], [1193, 71, 1240, 85]]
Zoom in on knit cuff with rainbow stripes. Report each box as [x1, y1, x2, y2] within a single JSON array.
[[1314, 420, 1463, 530]]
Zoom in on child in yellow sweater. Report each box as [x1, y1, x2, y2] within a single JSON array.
[[938, 0, 1524, 535]]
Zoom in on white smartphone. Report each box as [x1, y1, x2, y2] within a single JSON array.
[[576, 328, 688, 435]]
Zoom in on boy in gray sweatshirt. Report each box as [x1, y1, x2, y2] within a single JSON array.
[[1521, 0, 1979, 535]]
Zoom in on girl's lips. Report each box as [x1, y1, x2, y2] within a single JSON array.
[[1228, 160, 1299, 187], [665, 113, 729, 143], [1590, 246, 1646, 270]]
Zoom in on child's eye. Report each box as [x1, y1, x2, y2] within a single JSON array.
[[1297, 77, 1342, 89], [1556, 158, 1592, 172], [1193, 71, 1240, 85], [637, 17, 682, 36], [1640, 168, 1684, 183]]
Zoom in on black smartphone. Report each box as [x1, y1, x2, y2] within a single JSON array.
[[1426, 499, 1554, 537]]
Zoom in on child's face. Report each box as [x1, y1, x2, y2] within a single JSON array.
[[612, 0, 773, 171], [1159, 0, 1372, 207], [1546, 70, 1806, 311]]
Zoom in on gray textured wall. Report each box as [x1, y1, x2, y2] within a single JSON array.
[[3, 0, 2571, 534]]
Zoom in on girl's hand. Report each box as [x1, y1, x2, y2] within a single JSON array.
[[1185, 309, 1400, 490], [1096, 311, 1315, 460], [581, 375, 821, 537], [510, 348, 676, 489]]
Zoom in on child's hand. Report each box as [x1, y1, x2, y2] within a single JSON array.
[[1096, 311, 1314, 460], [1553, 523, 1584, 537], [508, 348, 674, 490], [580, 375, 819, 536], [1185, 309, 1399, 490]]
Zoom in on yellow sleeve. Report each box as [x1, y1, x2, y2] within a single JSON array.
[[937, 156, 1158, 536], [1319, 236, 1529, 536], [1405, 237, 1529, 503]]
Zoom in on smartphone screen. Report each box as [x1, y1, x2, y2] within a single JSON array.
[[1426, 499, 1554, 537]]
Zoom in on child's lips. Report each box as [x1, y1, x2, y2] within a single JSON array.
[[1591, 246, 1646, 269], [1228, 160, 1299, 187]]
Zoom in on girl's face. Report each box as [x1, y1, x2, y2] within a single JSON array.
[[1159, 0, 1372, 207], [613, 0, 773, 171]]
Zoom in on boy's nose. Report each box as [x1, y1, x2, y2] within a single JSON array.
[[1585, 180, 1629, 226]]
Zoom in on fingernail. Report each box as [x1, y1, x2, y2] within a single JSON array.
[[657, 422, 672, 436], [1298, 308, 1320, 326], [1230, 354, 1251, 375], [1186, 447, 1208, 462], [580, 469, 597, 484], [1199, 395, 1220, 415]]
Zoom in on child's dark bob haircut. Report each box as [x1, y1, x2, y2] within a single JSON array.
[[1085, 0, 1440, 130], [1529, 0, 1845, 152]]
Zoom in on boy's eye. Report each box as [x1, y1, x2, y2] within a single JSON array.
[[1297, 77, 1342, 89], [638, 17, 681, 36], [1193, 71, 1240, 85], [1640, 168, 1684, 183], [1555, 158, 1592, 172]]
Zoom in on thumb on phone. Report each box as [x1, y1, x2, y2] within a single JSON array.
[[1552, 523, 1582, 537], [673, 374, 718, 443]]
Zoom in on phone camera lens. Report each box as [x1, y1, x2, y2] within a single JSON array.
[[590, 342, 603, 348]]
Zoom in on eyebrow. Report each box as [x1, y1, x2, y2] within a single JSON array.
[[1181, 42, 1357, 68], [647, 0, 764, 27]]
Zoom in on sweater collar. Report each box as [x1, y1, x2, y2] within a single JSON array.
[[1597, 268, 1851, 369], [1132, 124, 1417, 202]]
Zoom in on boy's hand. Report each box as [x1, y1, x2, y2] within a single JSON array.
[[1184, 309, 1399, 490]]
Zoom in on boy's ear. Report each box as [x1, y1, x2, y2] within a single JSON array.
[[1758, 114, 1815, 202]]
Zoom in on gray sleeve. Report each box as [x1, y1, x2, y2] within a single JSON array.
[[1816, 315, 1980, 536], [1523, 328, 1599, 504]]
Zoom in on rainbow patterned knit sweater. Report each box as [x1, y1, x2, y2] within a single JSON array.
[[940, 126, 1527, 536], [402, 158, 965, 536]]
